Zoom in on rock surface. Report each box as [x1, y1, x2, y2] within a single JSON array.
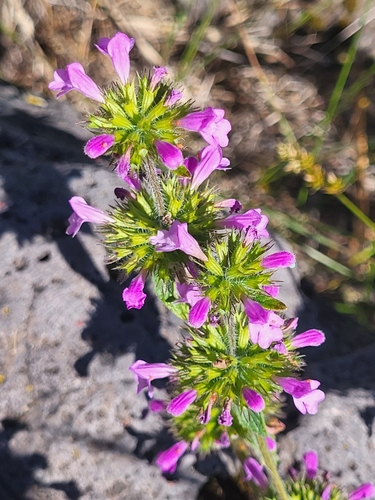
[[0, 82, 375, 499]]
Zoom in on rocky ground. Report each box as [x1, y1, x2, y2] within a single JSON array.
[[1, 82, 375, 500]]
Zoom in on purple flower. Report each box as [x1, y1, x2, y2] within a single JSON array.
[[242, 388, 265, 413], [215, 198, 242, 213], [191, 434, 201, 451], [262, 251, 296, 269], [243, 209, 269, 245], [219, 432, 230, 448], [149, 399, 167, 413], [218, 400, 233, 426], [151, 66, 168, 89], [291, 329, 325, 349], [217, 208, 262, 231], [277, 377, 325, 415], [156, 441, 188, 474], [49, 62, 104, 102], [190, 145, 223, 189], [179, 107, 231, 147], [176, 283, 202, 307], [95, 32, 135, 84], [114, 187, 133, 200], [199, 395, 216, 424], [84, 134, 115, 159], [167, 389, 197, 416], [243, 299, 284, 349], [322, 485, 332, 500], [165, 89, 183, 106], [303, 450, 318, 480], [122, 271, 147, 310], [66, 196, 112, 237], [265, 437, 277, 452], [349, 484, 375, 500], [243, 458, 268, 489], [262, 285, 279, 298], [149, 220, 208, 261], [129, 360, 178, 398], [155, 140, 183, 170], [189, 297, 211, 328]]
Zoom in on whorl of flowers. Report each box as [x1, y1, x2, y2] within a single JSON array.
[[50, 32, 374, 498]]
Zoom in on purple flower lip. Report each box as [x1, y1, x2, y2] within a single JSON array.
[[167, 389, 197, 416], [66, 196, 113, 237], [149, 220, 208, 261], [155, 140, 183, 170], [277, 377, 325, 415], [349, 483, 375, 500], [122, 271, 147, 310], [129, 360, 178, 398], [49, 62, 104, 102]]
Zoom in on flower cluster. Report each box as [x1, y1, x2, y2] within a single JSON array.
[[50, 31, 346, 496], [244, 450, 375, 500]]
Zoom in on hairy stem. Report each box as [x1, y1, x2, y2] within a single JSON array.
[[256, 434, 290, 500], [144, 160, 166, 220]]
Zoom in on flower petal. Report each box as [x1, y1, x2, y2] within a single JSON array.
[[84, 134, 115, 158]]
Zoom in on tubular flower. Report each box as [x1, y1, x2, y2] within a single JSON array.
[[167, 389, 198, 416], [48, 62, 104, 102], [66, 196, 113, 237], [179, 107, 231, 147], [277, 377, 325, 415], [95, 32, 135, 84], [242, 388, 265, 413], [122, 271, 148, 310], [262, 251, 296, 269], [129, 360, 178, 398], [243, 458, 268, 489], [84, 134, 115, 158], [188, 297, 211, 328], [149, 221, 208, 262], [155, 140, 183, 170], [156, 441, 188, 474], [303, 450, 318, 480], [190, 145, 223, 189]]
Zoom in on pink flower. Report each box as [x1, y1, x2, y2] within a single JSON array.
[[266, 437, 277, 451], [242, 388, 265, 412], [189, 297, 211, 328], [303, 450, 318, 480], [122, 271, 147, 310], [349, 484, 375, 500], [151, 66, 168, 89], [262, 251, 295, 269], [95, 32, 135, 84], [155, 141, 183, 170], [199, 395, 216, 424], [179, 107, 231, 147], [215, 198, 242, 213], [156, 441, 188, 474], [277, 377, 325, 415], [149, 399, 167, 413], [190, 146, 223, 189], [150, 220, 208, 261], [66, 196, 113, 237], [218, 400, 233, 426], [49, 62, 104, 102], [176, 283, 202, 307], [243, 299, 284, 349], [129, 360, 178, 398], [165, 89, 183, 106], [217, 209, 262, 231], [167, 389, 197, 416], [262, 285, 279, 298], [84, 134, 115, 158], [291, 329, 325, 349], [243, 458, 268, 489]]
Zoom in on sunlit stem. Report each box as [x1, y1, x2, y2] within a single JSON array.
[[256, 434, 291, 500], [144, 160, 166, 220]]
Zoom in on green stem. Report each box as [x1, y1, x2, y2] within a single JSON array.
[[256, 435, 290, 500], [336, 193, 375, 232]]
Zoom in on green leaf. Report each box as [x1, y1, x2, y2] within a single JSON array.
[[232, 403, 267, 437], [152, 276, 188, 320], [247, 290, 287, 311]]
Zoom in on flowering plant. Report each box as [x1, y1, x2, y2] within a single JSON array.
[[49, 32, 374, 500]]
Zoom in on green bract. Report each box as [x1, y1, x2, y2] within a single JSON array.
[[87, 75, 192, 169], [169, 309, 301, 452]]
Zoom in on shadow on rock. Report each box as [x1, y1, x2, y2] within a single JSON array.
[[0, 419, 82, 500]]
